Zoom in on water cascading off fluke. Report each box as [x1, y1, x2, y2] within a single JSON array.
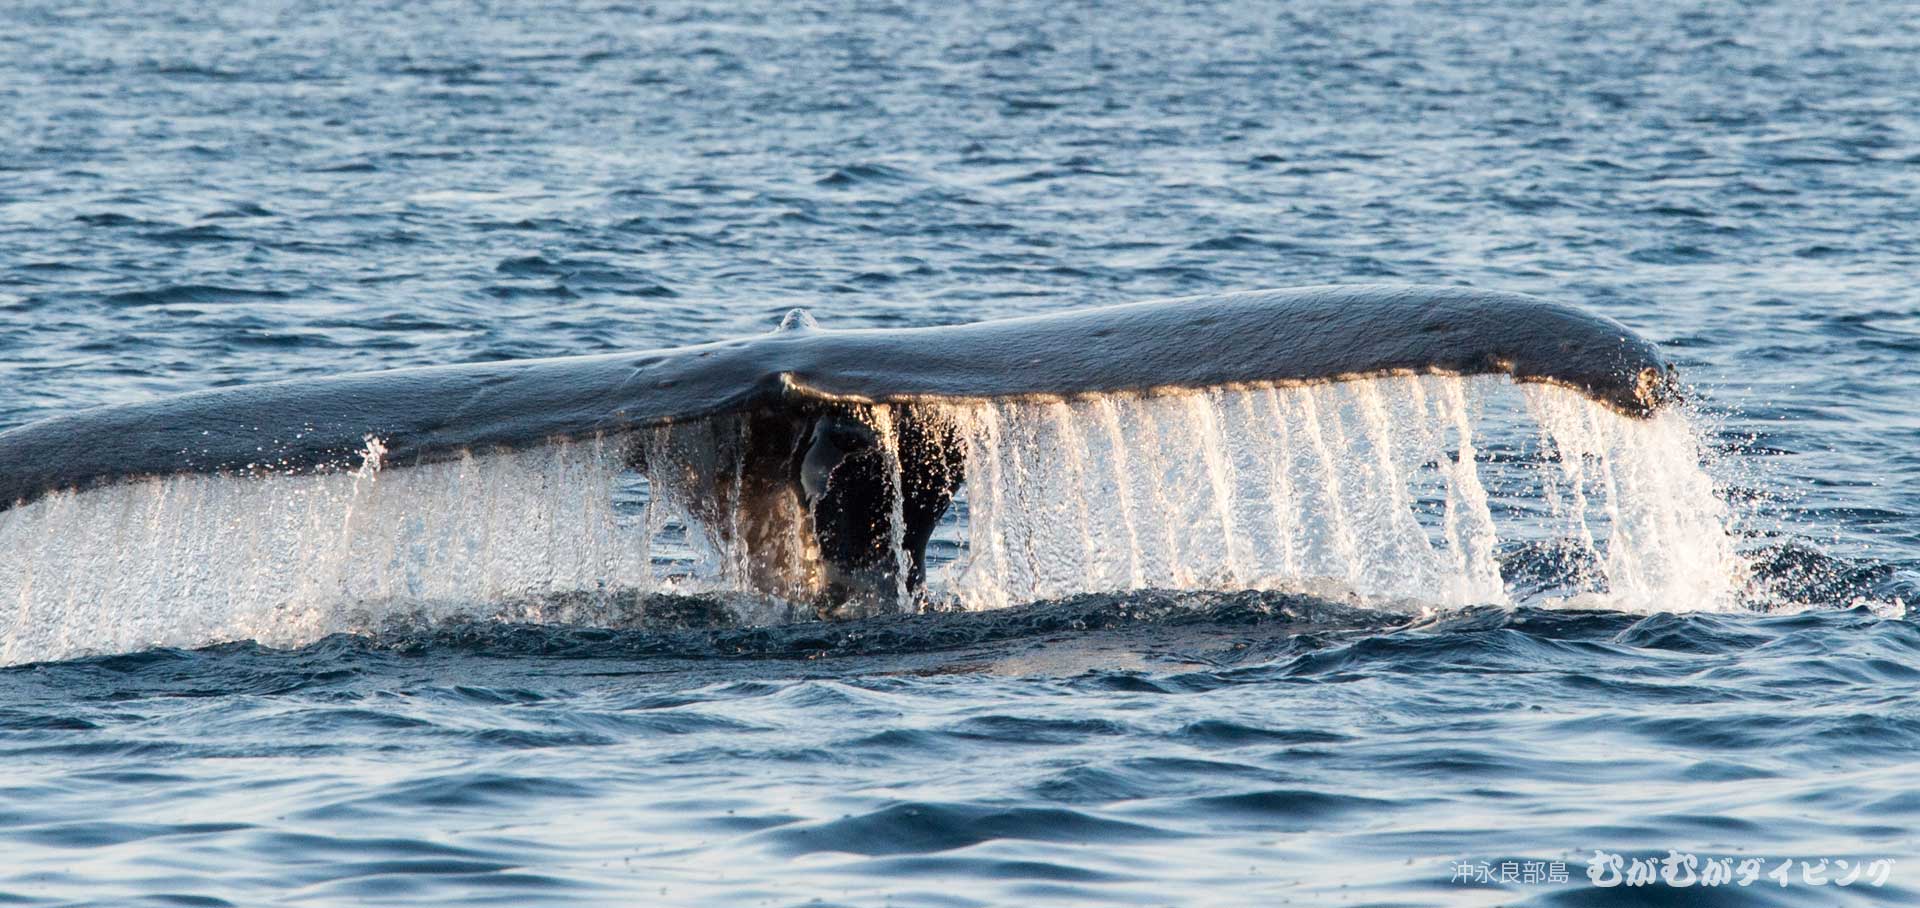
[[0, 374, 1746, 667], [932, 376, 1740, 613]]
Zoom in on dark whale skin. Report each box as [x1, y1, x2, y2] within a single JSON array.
[[0, 285, 1676, 510]]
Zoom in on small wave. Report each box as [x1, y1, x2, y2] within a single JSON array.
[[148, 225, 249, 246], [490, 255, 679, 295], [815, 163, 919, 187], [203, 202, 275, 219], [74, 212, 166, 228], [482, 282, 579, 300], [102, 285, 295, 307], [1173, 720, 1352, 747], [309, 160, 378, 173], [1186, 233, 1301, 252], [1626, 243, 1720, 264], [755, 801, 1176, 856], [1153, 789, 1399, 825]]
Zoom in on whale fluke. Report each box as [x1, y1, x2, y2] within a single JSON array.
[[0, 285, 1677, 608]]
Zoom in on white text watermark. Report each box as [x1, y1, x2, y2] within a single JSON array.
[[1449, 852, 1895, 889]]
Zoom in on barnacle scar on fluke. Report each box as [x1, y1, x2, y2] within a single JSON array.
[[0, 284, 1678, 610]]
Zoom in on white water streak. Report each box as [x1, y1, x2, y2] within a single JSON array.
[[938, 376, 1741, 614], [0, 438, 666, 665]]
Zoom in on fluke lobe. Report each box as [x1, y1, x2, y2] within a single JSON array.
[[0, 285, 1679, 609]]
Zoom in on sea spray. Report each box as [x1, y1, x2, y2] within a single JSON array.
[[1522, 385, 1744, 611], [0, 376, 1747, 665]]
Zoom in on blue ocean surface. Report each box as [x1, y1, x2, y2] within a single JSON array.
[[1, 0, 1918, 905]]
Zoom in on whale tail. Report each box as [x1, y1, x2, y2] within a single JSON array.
[[0, 285, 1682, 613]]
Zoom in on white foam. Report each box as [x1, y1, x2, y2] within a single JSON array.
[[0, 376, 1750, 665]]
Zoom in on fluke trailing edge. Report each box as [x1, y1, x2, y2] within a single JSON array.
[[0, 285, 1678, 607]]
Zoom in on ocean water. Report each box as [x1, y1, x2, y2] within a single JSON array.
[[2, 0, 1918, 905]]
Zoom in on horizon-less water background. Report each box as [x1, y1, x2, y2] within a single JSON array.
[[2, 0, 1918, 905]]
